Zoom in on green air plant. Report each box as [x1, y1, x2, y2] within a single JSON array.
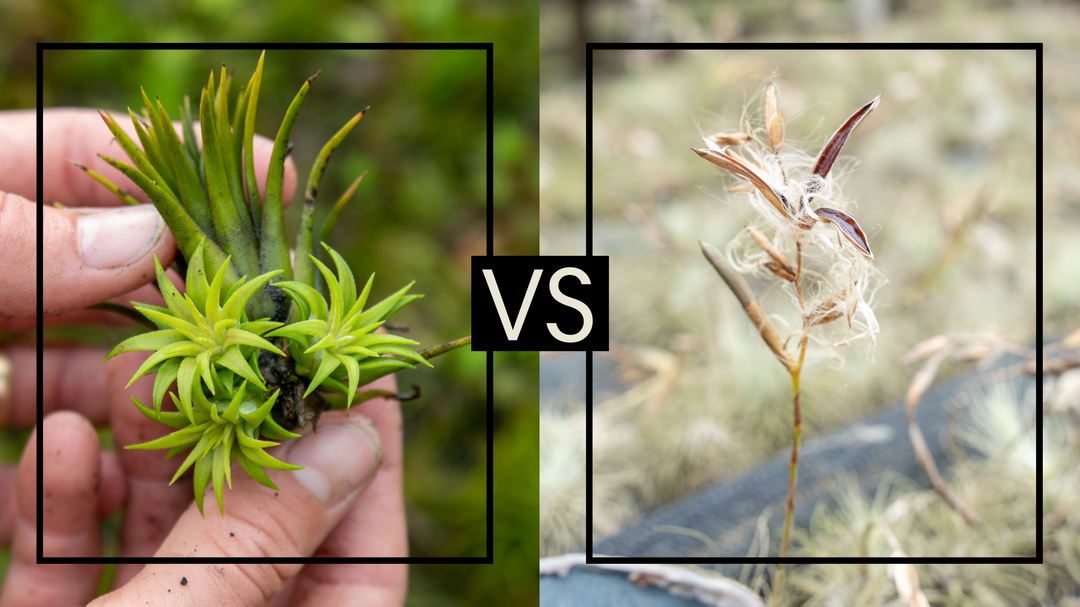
[[89, 52, 470, 516], [694, 82, 883, 602]]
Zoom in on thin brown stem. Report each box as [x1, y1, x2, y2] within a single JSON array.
[[794, 240, 805, 311], [774, 242, 808, 605]]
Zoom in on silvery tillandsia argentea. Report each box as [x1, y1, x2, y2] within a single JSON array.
[[82, 51, 472, 516]]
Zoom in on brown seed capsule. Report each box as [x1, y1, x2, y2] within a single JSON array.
[[804, 288, 847, 327], [704, 131, 752, 147], [747, 226, 796, 279], [764, 261, 796, 282], [765, 82, 784, 150]]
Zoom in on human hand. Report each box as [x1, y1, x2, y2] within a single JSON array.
[[0, 109, 408, 606]]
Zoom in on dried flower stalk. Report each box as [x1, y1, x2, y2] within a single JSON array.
[[696, 82, 883, 601]]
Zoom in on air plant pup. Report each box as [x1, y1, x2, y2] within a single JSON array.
[[694, 82, 883, 598], [85, 52, 470, 516]]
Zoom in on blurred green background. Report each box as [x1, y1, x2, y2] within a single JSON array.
[[0, 3, 539, 605]]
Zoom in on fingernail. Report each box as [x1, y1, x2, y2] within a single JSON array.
[[288, 421, 381, 508], [77, 205, 164, 269]]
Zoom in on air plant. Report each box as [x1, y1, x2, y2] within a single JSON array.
[[694, 82, 883, 598], [88, 52, 470, 516]]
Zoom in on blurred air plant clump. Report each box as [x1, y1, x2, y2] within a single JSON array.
[[83, 52, 468, 516], [693, 81, 886, 583]]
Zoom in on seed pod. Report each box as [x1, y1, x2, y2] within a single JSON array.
[[765, 81, 784, 150], [747, 226, 796, 280], [703, 131, 752, 148]]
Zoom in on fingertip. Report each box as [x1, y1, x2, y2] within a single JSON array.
[[251, 135, 298, 208], [36, 411, 103, 533], [98, 450, 127, 519], [0, 465, 16, 545], [33, 200, 177, 318]]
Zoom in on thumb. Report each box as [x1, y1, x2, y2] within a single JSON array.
[[91, 416, 381, 606], [0, 193, 174, 319]]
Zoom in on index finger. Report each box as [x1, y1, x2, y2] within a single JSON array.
[[0, 108, 297, 208]]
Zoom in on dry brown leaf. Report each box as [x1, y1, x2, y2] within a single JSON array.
[[814, 206, 874, 259], [804, 288, 847, 327], [704, 131, 752, 147], [901, 334, 951, 365], [764, 261, 796, 282], [747, 226, 795, 277], [693, 147, 791, 217], [906, 352, 945, 412], [765, 82, 783, 150]]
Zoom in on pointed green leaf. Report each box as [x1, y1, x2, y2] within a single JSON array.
[[221, 269, 283, 321], [222, 380, 247, 423], [212, 443, 226, 515], [343, 273, 375, 323], [217, 346, 267, 391], [240, 319, 283, 336], [303, 332, 340, 355], [204, 255, 232, 325], [351, 282, 414, 330], [304, 352, 341, 397], [152, 357, 183, 413], [222, 428, 235, 492], [179, 93, 203, 186], [154, 98, 216, 241], [175, 358, 199, 425], [353, 333, 419, 347], [130, 305, 200, 341], [294, 110, 366, 288], [236, 445, 279, 491], [338, 354, 360, 407], [170, 427, 220, 485], [67, 160, 140, 206], [370, 343, 432, 367], [235, 430, 278, 449], [131, 396, 191, 429], [223, 329, 285, 356], [240, 444, 304, 471], [201, 84, 260, 279], [244, 51, 265, 231], [241, 389, 280, 426], [257, 414, 301, 440], [127, 108, 179, 197], [185, 240, 210, 312], [316, 171, 366, 254], [125, 421, 209, 451], [386, 293, 423, 320], [193, 452, 212, 516], [273, 281, 328, 320], [197, 350, 216, 396], [312, 257, 343, 325], [262, 71, 319, 283], [216, 65, 255, 240], [323, 244, 357, 313], [99, 110, 178, 203], [105, 329, 185, 360], [267, 319, 327, 341], [126, 341, 204, 388]]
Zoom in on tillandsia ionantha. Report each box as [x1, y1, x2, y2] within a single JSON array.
[[82, 51, 471, 516], [693, 81, 884, 596]]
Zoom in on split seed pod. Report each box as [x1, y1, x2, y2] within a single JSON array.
[[694, 92, 880, 259]]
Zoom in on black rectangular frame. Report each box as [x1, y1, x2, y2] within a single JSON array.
[[584, 41, 1043, 566], [36, 41, 495, 566]]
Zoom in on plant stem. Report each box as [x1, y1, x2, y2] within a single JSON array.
[[774, 241, 808, 606]]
